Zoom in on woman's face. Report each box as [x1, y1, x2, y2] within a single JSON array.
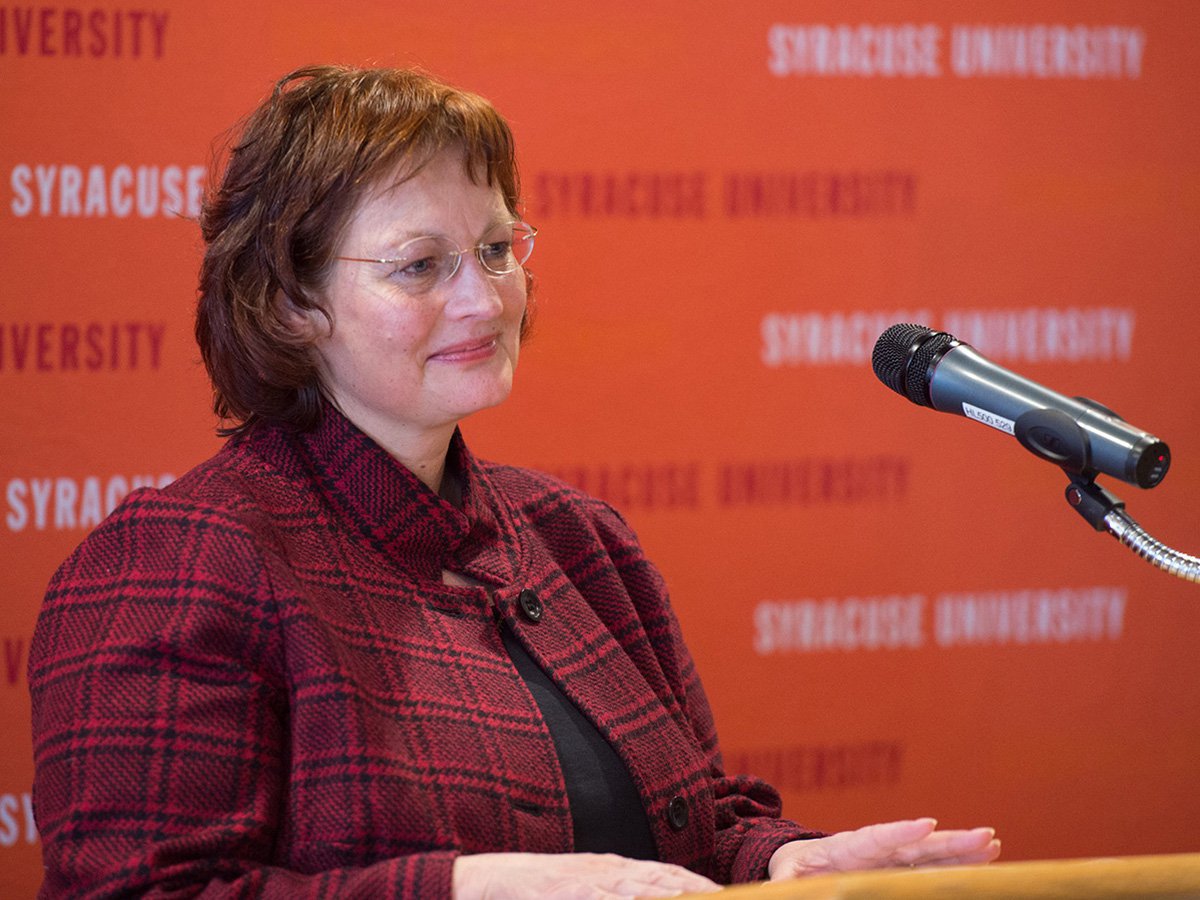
[[309, 151, 527, 448]]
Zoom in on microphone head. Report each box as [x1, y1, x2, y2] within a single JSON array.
[[872, 323, 957, 408]]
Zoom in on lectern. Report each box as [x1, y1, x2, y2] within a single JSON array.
[[706, 853, 1200, 898]]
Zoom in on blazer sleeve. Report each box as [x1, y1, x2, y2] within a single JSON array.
[[28, 490, 458, 899], [586, 498, 826, 884]]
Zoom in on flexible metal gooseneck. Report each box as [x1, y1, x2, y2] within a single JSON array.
[[1066, 478, 1200, 584], [1102, 509, 1200, 583]]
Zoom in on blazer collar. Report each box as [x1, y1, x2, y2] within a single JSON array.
[[266, 407, 522, 584]]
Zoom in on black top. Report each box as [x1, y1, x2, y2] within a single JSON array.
[[502, 625, 658, 859]]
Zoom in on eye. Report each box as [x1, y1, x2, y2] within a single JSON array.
[[388, 242, 450, 286], [398, 255, 439, 277], [479, 240, 513, 265]]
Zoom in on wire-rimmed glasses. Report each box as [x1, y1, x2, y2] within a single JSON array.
[[337, 221, 537, 296]]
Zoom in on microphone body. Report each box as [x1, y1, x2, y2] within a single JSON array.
[[872, 323, 1170, 488]]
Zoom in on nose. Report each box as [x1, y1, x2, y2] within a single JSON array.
[[441, 251, 507, 318]]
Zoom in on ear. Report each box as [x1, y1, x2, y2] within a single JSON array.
[[275, 289, 330, 341]]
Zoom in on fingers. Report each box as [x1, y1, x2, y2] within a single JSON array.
[[893, 826, 998, 867], [821, 819, 1001, 873], [817, 819, 941, 869], [767, 822, 1002, 883], [769, 821, 939, 879], [905, 837, 1002, 868], [610, 863, 722, 897], [854, 818, 940, 854], [452, 851, 722, 899]]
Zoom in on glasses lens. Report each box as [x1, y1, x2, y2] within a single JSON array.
[[390, 236, 460, 293], [511, 223, 536, 267], [477, 223, 536, 276]]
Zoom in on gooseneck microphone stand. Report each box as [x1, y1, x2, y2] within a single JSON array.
[[871, 323, 1198, 583], [1065, 477, 1200, 583], [871, 323, 1196, 582]]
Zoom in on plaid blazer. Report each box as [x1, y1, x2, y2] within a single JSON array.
[[30, 409, 819, 898]]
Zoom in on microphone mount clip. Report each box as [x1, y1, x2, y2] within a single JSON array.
[[1064, 475, 1200, 583]]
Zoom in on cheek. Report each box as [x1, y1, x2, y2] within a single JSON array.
[[505, 279, 529, 324], [318, 309, 432, 385], [512, 280, 533, 342], [350, 296, 438, 350], [368, 317, 422, 351]]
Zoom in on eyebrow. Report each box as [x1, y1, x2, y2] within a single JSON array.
[[375, 217, 518, 254]]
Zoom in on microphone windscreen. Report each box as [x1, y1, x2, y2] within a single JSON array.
[[873, 323, 955, 407], [871, 323, 927, 394]]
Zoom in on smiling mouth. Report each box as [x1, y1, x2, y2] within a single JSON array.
[[429, 336, 499, 362]]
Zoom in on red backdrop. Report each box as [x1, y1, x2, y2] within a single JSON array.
[[3, 1, 1199, 895]]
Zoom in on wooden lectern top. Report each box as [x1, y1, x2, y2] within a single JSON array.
[[706, 853, 1200, 899]]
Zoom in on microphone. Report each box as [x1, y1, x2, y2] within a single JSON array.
[[872, 323, 1171, 488]]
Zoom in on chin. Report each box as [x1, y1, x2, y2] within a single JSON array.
[[452, 381, 515, 421]]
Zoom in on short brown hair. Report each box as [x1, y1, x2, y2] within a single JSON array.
[[195, 65, 528, 435]]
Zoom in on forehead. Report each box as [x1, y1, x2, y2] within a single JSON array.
[[344, 152, 510, 247]]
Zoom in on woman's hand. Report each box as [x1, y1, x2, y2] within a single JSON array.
[[768, 818, 1001, 880], [453, 851, 722, 898]]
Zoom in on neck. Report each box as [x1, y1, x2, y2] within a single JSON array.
[[331, 403, 458, 495], [399, 439, 453, 495]]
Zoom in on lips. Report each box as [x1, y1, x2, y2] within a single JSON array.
[[428, 335, 500, 362]]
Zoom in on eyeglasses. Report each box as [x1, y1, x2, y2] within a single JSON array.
[[336, 222, 537, 295]]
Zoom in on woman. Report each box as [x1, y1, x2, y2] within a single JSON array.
[[29, 66, 999, 898]]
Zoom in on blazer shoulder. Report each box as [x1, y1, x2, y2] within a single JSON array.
[[47, 440, 296, 593], [482, 461, 632, 526], [479, 461, 649, 571]]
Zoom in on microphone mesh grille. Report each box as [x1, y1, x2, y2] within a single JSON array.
[[872, 323, 953, 407], [872, 323, 928, 395], [904, 329, 954, 407]]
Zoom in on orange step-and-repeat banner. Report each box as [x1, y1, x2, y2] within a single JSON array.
[[2, 1, 1198, 895]]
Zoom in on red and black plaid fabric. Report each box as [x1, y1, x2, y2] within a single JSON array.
[[30, 409, 820, 898]]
